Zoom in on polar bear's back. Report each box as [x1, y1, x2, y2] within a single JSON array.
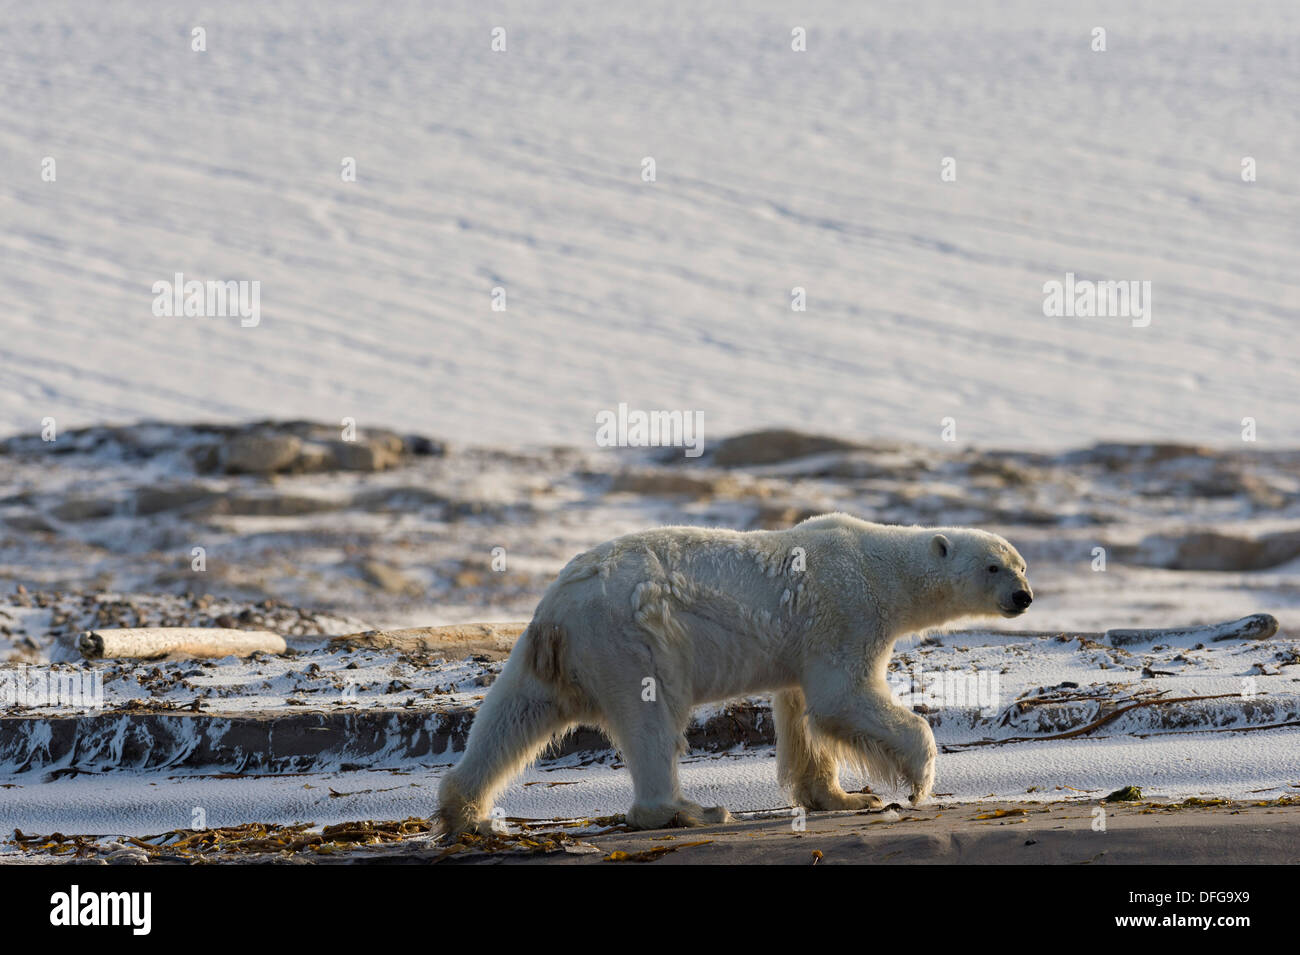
[[534, 525, 810, 640], [547, 525, 778, 598], [524, 524, 821, 699], [539, 517, 921, 621]]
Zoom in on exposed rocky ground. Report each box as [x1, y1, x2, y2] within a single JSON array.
[[2, 421, 1299, 653]]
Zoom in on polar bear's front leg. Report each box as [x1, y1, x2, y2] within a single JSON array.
[[773, 688, 883, 811], [803, 677, 937, 806]]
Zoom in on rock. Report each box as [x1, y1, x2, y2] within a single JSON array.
[[1187, 467, 1287, 509], [609, 470, 746, 499], [329, 437, 402, 472], [210, 426, 409, 474], [1141, 530, 1300, 571], [187, 442, 222, 473], [210, 491, 342, 517], [50, 496, 117, 521], [1061, 442, 1212, 470], [990, 507, 1068, 526], [351, 486, 448, 512], [358, 560, 423, 596], [752, 502, 822, 529], [795, 451, 922, 480], [292, 441, 337, 473], [222, 434, 303, 474], [712, 429, 862, 468], [134, 484, 215, 515], [453, 568, 485, 588], [964, 458, 1034, 487], [446, 497, 512, 519], [3, 511, 56, 533], [404, 434, 446, 456]]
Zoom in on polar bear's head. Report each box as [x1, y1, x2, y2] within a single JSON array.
[[929, 529, 1033, 618]]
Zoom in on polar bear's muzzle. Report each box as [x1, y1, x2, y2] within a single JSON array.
[[1000, 587, 1033, 616]]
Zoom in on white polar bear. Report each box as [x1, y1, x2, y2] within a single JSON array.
[[438, 513, 1032, 834]]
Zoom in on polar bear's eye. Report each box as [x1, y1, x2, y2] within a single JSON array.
[[988, 565, 1000, 574]]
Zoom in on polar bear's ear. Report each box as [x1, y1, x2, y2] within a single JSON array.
[[930, 534, 951, 559]]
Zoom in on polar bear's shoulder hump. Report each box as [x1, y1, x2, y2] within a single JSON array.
[[794, 511, 874, 534]]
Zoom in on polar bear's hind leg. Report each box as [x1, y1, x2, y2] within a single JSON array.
[[437, 646, 577, 838], [602, 694, 732, 829]]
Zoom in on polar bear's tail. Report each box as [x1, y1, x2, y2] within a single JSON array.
[[437, 626, 576, 838]]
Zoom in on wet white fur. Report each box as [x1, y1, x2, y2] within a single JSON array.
[[438, 513, 1030, 833]]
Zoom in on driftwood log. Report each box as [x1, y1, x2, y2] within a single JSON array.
[[1104, 613, 1279, 647], [329, 622, 527, 660], [77, 628, 287, 660]]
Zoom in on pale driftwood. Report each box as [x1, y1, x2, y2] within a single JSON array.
[[77, 628, 287, 660], [1105, 613, 1279, 647], [330, 622, 527, 660]]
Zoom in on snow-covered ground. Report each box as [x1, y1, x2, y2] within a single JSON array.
[[1, 0, 1297, 448], [5, 730, 1299, 844]]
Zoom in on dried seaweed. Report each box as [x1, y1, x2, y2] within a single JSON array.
[[9, 817, 440, 862], [602, 840, 712, 863]]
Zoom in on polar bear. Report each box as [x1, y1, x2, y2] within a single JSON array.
[[438, 513, 1031, 834]]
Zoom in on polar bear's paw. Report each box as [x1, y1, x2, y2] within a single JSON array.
[[697, 805, 733, 825], [436, 815, 493, 843], [627, 801, 732, 830], [907, 759, 936, 806], [905, 741, 937, 807], [812, 791, 884, 812]]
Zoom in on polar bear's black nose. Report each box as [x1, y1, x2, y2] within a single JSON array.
[[1012, 590, 1033, 610]]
